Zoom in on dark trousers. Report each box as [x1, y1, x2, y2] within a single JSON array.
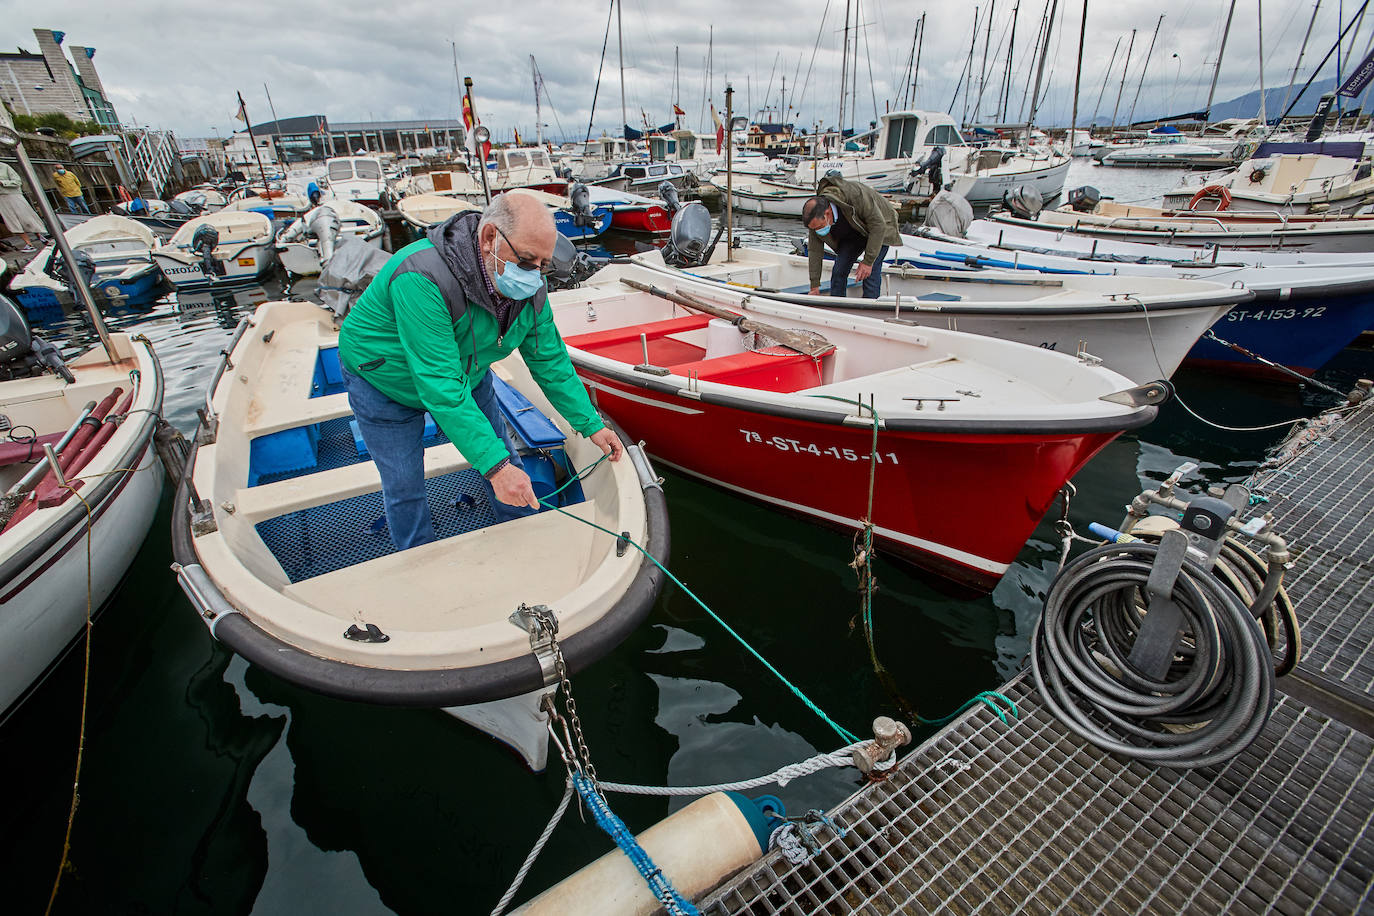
[[829, 243, 889, 299], [342, 366, 532, 551]]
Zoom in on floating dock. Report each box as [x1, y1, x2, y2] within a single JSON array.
[[702, 398, 1374, 915]]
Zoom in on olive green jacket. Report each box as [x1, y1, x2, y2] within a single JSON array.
[[807, 174, 902, 288]]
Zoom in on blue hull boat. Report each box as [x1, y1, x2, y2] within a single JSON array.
[[553, 206, 613, 241]]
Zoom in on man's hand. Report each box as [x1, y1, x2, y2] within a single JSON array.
[[854, 262, 873, 281], [489, 463, 541, 509], [590, 427, 625, 461], [809, 286, 820, 296]]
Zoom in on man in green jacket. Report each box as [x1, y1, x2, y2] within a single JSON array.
[[338, 191, 622, 550], [801, 174, 902, 299]]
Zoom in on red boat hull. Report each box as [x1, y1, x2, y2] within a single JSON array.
[[579, 372, 1121, 591], [608, 206, 672, 234]]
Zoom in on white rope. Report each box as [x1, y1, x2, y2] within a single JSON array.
[[489, 778, 576, 916], [1170, 390, 1319, 433], [597, 743, 867, 797]]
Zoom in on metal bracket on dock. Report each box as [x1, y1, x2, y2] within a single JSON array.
[[852, 716, 913, 776], [195, 407, 219, 446], [510, 603, 561, 687]]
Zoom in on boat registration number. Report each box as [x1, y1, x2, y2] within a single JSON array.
[[1225, 306, 1325, 321], [740, 429, 900, 463], [237, 257, 256, 267]]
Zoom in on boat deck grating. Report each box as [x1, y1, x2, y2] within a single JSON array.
[[702, 677, 1374, 916], [703, 399, 1374, 915], [255, 468, 498, 583]]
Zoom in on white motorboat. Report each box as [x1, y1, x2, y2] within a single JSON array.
[[632, 244, 1245, 383], [396, 193, 481, 232], [325, 156, 388, 207], [10, 214, 165, 312], [944, 146, 1072, 205], [171, 301, 668, 767], [173, 187, 228, 211], [0, 292, 164, 719], [1161, 145, 1374, 214], [275, 199, 385, 277], [152, 211, 276, 288]]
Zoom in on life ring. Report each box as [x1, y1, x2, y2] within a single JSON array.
[[1188, 184, 1232, 211]]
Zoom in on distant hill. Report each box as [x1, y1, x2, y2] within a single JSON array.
[[1207, 77, 1342, 121]]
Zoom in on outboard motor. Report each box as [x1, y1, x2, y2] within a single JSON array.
[[180, 190, 208, 213], [1067, 185, 1101, 213], [658, 181, 682, 213], [46, 248, 98, 292], [0, 292, 74, 383], [307, 205, 342, 269], [661, 201, 713, 267], [168, 199, 195, 216], [546, 232, 597, 290], [190, 223, 226, 278], [558, 165, 575, 181], [1002, 184, 1044, 220], [568, 182, 596, 227], [906, 146, 944, 193], [922, 189, 974, 237]]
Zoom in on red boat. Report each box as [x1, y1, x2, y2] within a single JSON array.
[[586, 187, 672, 234], [550, 264, 1160, 591]]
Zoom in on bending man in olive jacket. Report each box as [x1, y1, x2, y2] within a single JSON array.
[[338, 191, 622, 550], [802, 174, 902, 299]]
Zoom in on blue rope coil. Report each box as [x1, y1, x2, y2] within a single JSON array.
[[572, 773, 700, 916]]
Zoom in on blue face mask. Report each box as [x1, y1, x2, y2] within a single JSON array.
[[494, 257, 545, 300], [815, 222, 831, 237]]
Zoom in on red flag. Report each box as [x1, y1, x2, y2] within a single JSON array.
[[673, 104, 685, 116], [711, 103, 724, 148]]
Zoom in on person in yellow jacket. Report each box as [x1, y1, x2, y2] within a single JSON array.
[[52, 166, 89, 215]]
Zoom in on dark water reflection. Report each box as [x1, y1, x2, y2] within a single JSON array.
[[3, 170, 1373, 913]]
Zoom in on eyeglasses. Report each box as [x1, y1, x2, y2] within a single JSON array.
[[493, 225, 554, 275]]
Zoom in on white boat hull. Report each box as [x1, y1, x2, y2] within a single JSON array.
[[949, 158, 1072, 205], [153, 242, 276, 287]]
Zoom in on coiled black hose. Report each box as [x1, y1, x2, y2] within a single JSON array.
[[1031, 541, 1276, 769]]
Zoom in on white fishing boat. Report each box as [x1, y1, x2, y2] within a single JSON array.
[[173, 187, 228, 211], [1161, 146, 1374, 214], [396, 193, 481, 231], [325, 156, 388, 207], [152, 211, 276, 288], [548, 260, 1162, 591], [10, 214, 165, 312], [170, 300, 668, 765], [944, 146, 1072, 205], [632, 241, 1245, 384], [274, 199, 385, 277], [0, 291, 164, 719]]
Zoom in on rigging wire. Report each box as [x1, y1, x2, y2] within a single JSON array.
[[583, 0, 617, 144]]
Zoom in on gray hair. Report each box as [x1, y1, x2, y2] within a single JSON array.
[[478, 189, 554, 237]]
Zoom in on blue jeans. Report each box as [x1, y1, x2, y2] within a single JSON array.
[[829, 243, 889, 299], [64, 195, 90, 215], [343, 366, 531, 551]]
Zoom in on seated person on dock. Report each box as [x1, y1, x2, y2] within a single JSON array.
[[801, 174, 901, 300], [337, 191, 623, 550]]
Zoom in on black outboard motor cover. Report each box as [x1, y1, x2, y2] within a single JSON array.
[[47, 248, 97, 290], [191, 224, 226, 277], [1067, 185, 1101, 212], [907, 146, 945, 192], [1003, 184, 1044, 219], [658, 181, 682, 213], [546, 232, 597, 290], [168, 199, 195, 216], [662, 202, 712, 267], [0, 293, 33, 367], [568, 182, 595, 226]]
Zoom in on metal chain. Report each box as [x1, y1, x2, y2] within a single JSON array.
[[531, 606, 597, 781]]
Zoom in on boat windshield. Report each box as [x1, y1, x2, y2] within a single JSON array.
[[353, 160, 382, 180], [327, 161, 354, 181]]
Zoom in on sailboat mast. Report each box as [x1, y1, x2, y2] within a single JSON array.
[[912, 13, 926, 109], [975, 0, 998, 122], [850, 0, 861, 132], [1205, 0, 1238, 116], [1070, 0, 1088, 139], [961, 6, 981, 124], [1025, 0, 1059, 141], [1109, 28, 1138, 132], [530, 56, 542, 146], [1282, 2, 1322, 118], [617, 0, 626, 137], [1018, 1, 1050, 120], [1091, 36, 1122, 124], [1258, 0, 1268, 128], [1126, 14, 1164, 129], [1000, 1, 1020, 121], [839, 0, 851, 138]]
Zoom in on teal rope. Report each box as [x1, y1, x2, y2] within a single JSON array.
[[539, 453, 861, 745], [916, 691, 1020, 727]]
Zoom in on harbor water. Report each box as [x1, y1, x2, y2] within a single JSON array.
[[4, 161, 1373, 914]]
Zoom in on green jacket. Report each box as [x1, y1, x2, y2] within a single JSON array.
[[807, 174, 902, 288], [338, 213, 604, 475], [0, 163, 20, 191]]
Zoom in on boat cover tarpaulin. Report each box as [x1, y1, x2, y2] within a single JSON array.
[[317, 239, 392, 319], [1251, 141, 1366, 160]]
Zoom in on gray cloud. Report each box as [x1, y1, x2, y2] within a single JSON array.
[[2, 0, 1366, 140]]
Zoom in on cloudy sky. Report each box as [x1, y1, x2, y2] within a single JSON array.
[[1, 0, 1368, 141]]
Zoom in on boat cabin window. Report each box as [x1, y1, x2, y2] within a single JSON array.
[[354, 160, 382, 180], [506, 151, 529, 169], [926, 125, 962, 146], [678, 135, 697, 158], [529, 150, 550, 168], [884, 116, 922, 158], [624, 166, 646, 179], [648, 164, 666, 177], [327, 161, 354, 181]]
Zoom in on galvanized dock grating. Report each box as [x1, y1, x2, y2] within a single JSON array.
[[703, 398, 1374, 915]]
